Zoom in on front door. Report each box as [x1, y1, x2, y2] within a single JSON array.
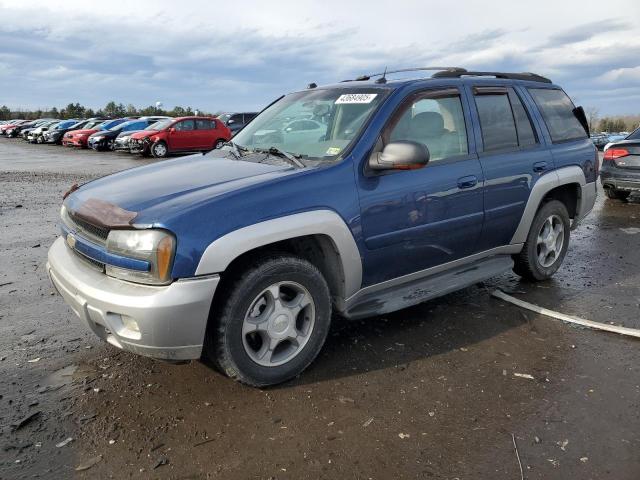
[[357, 87, 485, 286], [169, 119, 197, 150]]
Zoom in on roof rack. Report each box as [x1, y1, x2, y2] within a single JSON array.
[[431, 70, 552, 83], [342, 67, 467, 84]]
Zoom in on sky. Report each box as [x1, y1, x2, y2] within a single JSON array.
[[1, 0, 639, 115]]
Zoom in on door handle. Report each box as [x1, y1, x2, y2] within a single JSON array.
[[457, 175, 478, 189], [533, 161, 547, 173]]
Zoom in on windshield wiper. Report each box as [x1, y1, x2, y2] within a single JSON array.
[[255, 146, 305, 168], [220, 140, 249, 159]]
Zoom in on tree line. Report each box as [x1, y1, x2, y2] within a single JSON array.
[[0, 102, 218, 121]]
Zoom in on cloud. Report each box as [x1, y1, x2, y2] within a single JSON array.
[[544, 18, 631, 47], [0, 0, 639, 114]]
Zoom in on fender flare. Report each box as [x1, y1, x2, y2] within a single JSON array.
[[510, 166, 586, 244], [194, 210, 363, 298]]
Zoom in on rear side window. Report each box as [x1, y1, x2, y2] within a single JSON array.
[[510, 93, 537, 147], [528, 88, 587, 143], [195, 119, 214, 130], [474, 93, 518, 151]]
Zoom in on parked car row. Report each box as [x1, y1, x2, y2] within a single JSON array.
[[590, 131, 633, 150], [0, 114, 250, 158]]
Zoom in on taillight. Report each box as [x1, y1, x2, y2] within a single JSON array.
[[604, 148, 629, 161]]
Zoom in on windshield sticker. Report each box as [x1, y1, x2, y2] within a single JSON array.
[[335, 93, 378, 104], [326, 147, 342, 155]]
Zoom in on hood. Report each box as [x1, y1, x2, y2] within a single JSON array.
[[65, 154, 294, 225], [116, 129, 143, 138], [130, 130, 157, 140]]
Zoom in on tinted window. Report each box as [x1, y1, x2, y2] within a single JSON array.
[[195, 119, 214, 130], [388, 91, 468, 161], [510, 92, 537, 147], [475, 94, 518, 151], [175, 120, 195, 131], [528, 88, 587, 142], [230, 114, 243, 124], [627, 128, 640, 140]]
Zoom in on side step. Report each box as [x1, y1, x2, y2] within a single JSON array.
[[343, 255, 514, 319]]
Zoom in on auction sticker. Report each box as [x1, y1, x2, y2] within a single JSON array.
[[335, 93, 378, 104], [326, 147, 342, 155]]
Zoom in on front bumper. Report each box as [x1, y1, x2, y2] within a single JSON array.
[[47, 237, 219, 360], [63, 137, 88, 147]]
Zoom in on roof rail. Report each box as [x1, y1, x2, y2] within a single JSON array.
[[342, 67, 467, 83], [431, 70, 552, 83]]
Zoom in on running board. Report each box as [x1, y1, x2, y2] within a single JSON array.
[[343, 255, 514, 319]]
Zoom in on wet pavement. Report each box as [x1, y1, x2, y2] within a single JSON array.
[[1, 138, 639, 479]]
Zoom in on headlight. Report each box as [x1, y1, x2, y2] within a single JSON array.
[[105, 229, 176, 285], [92, 136, 104, 141]]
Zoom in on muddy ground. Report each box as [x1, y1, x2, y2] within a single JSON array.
[[1, 138, 639, 480]]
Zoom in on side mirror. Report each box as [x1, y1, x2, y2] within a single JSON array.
[[369, 141, 430, 171], [168, 127, 176, 133], [227, 119, 235, 125]]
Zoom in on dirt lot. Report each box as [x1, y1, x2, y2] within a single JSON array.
[[1, 138, 639, 480]]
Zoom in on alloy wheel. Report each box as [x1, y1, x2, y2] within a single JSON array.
[[536, 214, 564, 268], [242, 281, 316, 367]]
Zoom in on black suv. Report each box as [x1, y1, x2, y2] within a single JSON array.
[[217, 112, 258, 135]]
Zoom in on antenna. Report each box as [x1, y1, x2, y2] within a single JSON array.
[[375, 67, 388, 84]]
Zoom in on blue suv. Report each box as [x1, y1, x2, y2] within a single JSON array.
[[47, 68, 597, 386]]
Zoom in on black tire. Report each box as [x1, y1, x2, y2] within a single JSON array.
[[513, 200, 570, 281], [151, 141, 168, 158], [605, 188, 630, 200], [214, 139, 225, 149], [204, 254, 332, 387]]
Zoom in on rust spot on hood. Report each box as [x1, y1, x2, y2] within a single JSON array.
[[73, 198, 137, 228]]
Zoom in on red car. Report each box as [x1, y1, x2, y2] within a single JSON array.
[[61, 118, 110, 148], [129, 116, 231, 158], [0, 120, 27, 135]]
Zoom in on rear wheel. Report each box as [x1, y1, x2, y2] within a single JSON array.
[[513, 200, 570, 281], [605, 188, 630, 200], [214, 139, 225, 149], [151, 141, 168, 158], [204, 255, 331, 387]]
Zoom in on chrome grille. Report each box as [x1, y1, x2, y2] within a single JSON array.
[[70, 213, 109, 241]]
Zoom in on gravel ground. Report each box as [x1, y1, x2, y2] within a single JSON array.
[[1, 138, 639, 479]]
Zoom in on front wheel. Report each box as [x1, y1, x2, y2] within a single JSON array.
[[513, 200, 570, 281], [204, 255, 332, 387], [151, 141, 168, 158]]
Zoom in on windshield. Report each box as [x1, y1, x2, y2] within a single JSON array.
[[217, 114, 231, 123], [109, 121, 131, 132], [232, 88, 388, 161], [145, 119, 173, 131]]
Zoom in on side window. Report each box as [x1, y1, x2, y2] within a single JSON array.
[[195, 119, 213, 130], [510, 91, 537, 147], [386, 90, 468, 162], [528, 88, 587, 143], [230, 114, 243, 124], [175, 120, 195, 131], [474, 90, 518, 151]]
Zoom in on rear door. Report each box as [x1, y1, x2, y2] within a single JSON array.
[[467, 84, 553, 250], [195, 118, 215, 148]]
